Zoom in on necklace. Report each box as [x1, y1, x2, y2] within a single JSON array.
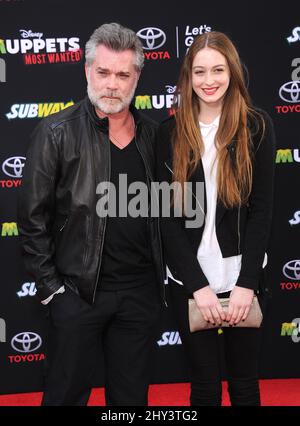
[[109, 114, 135, 149]]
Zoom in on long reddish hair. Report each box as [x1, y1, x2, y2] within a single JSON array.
[[172, 31, 264, 208]]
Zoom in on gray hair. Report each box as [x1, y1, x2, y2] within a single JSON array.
[[85, 22, 144, 71]]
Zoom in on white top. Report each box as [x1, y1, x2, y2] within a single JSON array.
[[167, 115, 242, 294], [196, 115, 242, 293]]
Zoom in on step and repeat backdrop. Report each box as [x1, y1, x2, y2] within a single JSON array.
[[0, 0, 300, 394]]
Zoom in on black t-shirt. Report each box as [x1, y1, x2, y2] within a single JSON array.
[[97, 139, 155, 291]]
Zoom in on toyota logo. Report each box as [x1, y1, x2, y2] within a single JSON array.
[[11, 332, 42, 353], [283, 260, 300, 280], [279, 81, 300, 103], [2, 156, 26, 178], [137, 27, 166, 50]]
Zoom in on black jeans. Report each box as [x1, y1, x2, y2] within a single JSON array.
[[42, 282, 161, 406], [169, 281, 261, 406]]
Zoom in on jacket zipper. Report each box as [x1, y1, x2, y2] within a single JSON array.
[[59, 217, 68, 232], [135, 127, 168, 307], [92, 135, 111, 303]]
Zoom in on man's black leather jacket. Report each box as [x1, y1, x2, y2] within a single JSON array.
[[18, 96, 166, 305]]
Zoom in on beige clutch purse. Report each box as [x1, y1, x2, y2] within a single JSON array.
[[188, 296, 263, 332]]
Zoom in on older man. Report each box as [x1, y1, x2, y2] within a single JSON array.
[[18, 23, 165, 406]]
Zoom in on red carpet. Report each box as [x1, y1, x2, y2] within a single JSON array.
[[0, 379, 299, 406]]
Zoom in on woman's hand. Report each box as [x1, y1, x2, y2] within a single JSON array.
[[193, 286, 226, 325], [226, 286, 254, 325]]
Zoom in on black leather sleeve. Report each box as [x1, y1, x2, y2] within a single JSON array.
[[18, 120, 63, 301]]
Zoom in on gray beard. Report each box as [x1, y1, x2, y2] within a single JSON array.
[[87, 81, 137, 115]]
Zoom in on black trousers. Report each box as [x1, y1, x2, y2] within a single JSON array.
[[169, 282, 262, 406], [41, 282, 161, 406]]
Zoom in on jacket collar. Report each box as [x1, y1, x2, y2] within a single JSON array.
[[84, 95, 141, 131]]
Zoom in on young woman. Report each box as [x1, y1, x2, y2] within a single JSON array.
[[156, 31, 275, 406]]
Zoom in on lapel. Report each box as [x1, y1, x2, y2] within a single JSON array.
[[164, 155, 207, 216], [164, 136, 238, 226]]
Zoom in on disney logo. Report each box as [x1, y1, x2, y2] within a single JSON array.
[[19, 29, 43, 39], [165, 85, 176, 94]]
